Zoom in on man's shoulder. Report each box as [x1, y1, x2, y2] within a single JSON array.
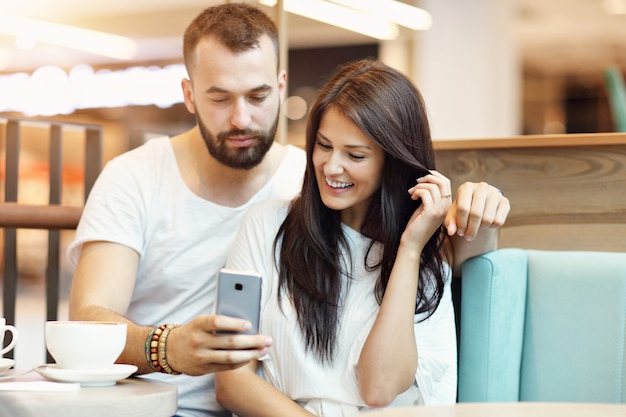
[[109, 136, 172, 168], [284, 143, 305, 157], [120, 135, 171, 157], [279, 144, 306, 168]]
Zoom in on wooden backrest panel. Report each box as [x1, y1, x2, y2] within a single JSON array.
[[435, 132, 626, 252]]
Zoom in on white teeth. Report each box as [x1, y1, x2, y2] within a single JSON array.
[[325, 177, 353, 189]]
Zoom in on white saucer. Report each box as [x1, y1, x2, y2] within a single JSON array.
[[0, 358, 16, 373], [33, 364, 138, 387]]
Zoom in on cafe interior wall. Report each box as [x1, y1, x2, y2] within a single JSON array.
[[1, 0, 625, 368]]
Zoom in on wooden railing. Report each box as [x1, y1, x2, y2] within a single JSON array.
[[1, 117, 102, 359]]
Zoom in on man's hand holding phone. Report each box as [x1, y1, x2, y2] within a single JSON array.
[[157, 269, 268, 376], [163, 314, 272, 376]]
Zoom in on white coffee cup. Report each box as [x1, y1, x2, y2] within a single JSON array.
[[45, 321, 127, 370], [0, 318, 19, 357]]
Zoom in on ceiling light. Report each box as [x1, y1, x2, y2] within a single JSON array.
[[0, 64, 187, 116], [328, 0, 432, 30], [260, 0, 399, 40], [0, 14, 138, 60]]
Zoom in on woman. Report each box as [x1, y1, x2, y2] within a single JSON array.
[[215, 59, 509, 416]]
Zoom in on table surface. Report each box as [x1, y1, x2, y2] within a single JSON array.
[[0, 370, 178, 417], [359, 402, 626, 417]]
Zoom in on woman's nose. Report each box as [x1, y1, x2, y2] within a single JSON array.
[[324, 152, 344, 176]]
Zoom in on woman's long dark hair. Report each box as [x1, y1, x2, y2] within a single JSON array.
[[274, 59, 448, 363]]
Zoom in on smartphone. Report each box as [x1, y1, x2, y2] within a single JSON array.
[[215, 269, 262, 335]]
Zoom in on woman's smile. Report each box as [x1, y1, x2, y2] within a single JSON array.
[[325, 177, 354, 190]]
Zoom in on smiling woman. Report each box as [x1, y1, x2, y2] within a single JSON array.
[[214, 58, 509, 416]]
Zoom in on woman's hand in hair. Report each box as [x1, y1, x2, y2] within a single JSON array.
[[405, 171, 453, 250]]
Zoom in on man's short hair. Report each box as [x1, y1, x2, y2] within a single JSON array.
[[183, 3, 280, 73]]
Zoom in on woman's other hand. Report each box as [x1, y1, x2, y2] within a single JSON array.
[[445, 182, 510, 241]]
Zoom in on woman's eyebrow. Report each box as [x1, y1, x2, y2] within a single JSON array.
[[317, 131, 372, 150], [317, 131, 330, 141]]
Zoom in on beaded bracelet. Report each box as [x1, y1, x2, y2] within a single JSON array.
[[145, 327, 162, 372], [144, 324, 181, 374], [157, 324, 181, 375]]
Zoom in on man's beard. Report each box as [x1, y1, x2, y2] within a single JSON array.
[[196, 112, 279, 170]]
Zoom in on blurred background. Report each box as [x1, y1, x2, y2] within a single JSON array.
[[1, 0, 625, 368]]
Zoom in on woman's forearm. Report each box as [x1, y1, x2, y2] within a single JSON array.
[[357, 241, 420, 407], [215, 364, 315, 417]]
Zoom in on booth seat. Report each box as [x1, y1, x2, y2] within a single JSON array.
[[457, 248, 626, 403]]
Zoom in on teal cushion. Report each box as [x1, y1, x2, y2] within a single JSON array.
[[458, 248, 528, 401], [520, 250, 626, 403]]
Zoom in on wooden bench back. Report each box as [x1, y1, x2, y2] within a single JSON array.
[[435, 132, 626, 252]]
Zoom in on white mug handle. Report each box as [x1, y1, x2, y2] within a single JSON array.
[[1, 325, 19, 355]]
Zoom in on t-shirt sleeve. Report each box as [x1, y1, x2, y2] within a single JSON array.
[[66, 155, 148, 267]]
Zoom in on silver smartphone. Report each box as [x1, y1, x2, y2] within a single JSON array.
[[215, 269, 262, 335]]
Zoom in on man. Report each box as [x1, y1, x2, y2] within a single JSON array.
[[67, 3, 306, 417]]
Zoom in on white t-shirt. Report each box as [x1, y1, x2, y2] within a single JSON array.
[[67, 136, 306, 417], [226, 199, 457, 417]]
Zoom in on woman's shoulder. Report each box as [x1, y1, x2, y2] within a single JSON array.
[[243, 199, 292, 229]]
